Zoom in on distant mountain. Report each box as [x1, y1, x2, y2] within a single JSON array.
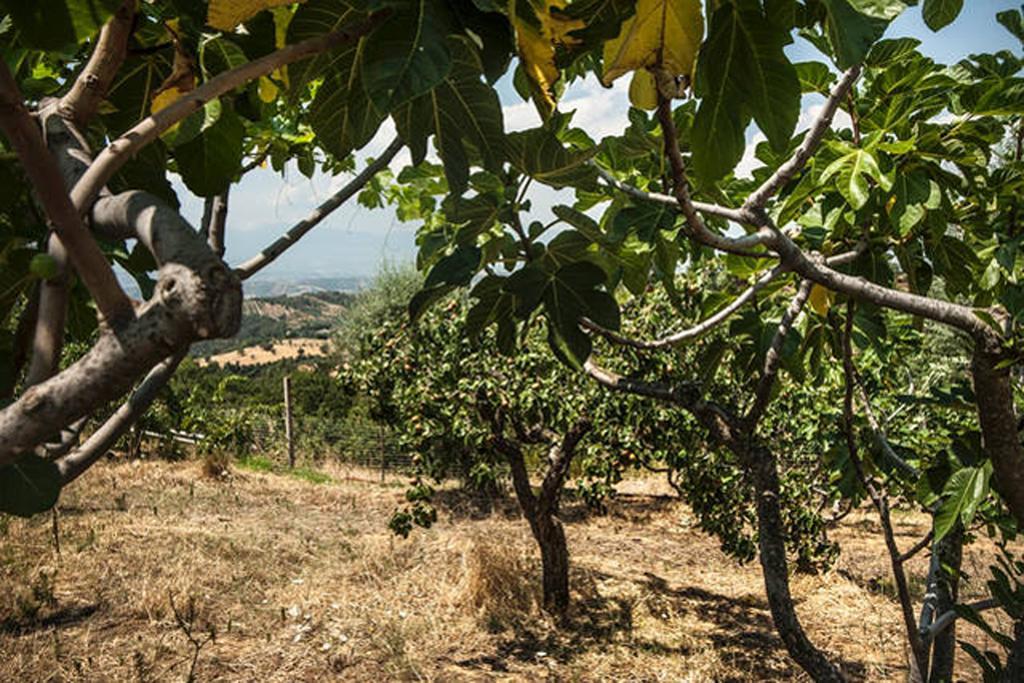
[[116, 270, 368, 300], [242, 275, 368, 298], [190, 290, 354, 357]]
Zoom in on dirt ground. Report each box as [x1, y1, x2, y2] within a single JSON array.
[[0, 458, 1011, 682]]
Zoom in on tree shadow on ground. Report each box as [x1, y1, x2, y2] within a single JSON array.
[[431, 487, 522, 522], [0, 603, 100, 636], [460, 568, 870, 681]]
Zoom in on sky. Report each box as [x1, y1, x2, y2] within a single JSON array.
[[172, 1, 1022, 285]]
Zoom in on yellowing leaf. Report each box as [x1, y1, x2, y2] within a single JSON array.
[[150, 37, 195, 131], [271, 6, 294, 88], [207, 0, 302, 31], [512, 0, 584, 118], [602, 0, 703, 93], [809, 284, 834, 316], [629, 69, 657, 109], [258, 76, 279, 103], [151, 86, 186, 116]]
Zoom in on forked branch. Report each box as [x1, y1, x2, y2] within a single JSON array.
[[0, 62, 135, 327], [70, 11, 391, 214]]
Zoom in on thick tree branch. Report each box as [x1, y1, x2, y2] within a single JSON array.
[[764, 221, 992, 339], [235, 136, 403, 279], [972, 347, 1024, 526], [57, 0, 136, 127], [538, 419, 591, 514], [745, 66, 862, 210], [57, 350, 185, 484], [0, 136, 241, 464], [70, 11, 390, 215], [0, 62, 135, 327]]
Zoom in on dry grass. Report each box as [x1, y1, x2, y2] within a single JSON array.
[[198, 338, 329, 368], [0, 458, 1012, 681]]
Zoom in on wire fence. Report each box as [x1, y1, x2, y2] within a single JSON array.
[[134, 417, 415, 476]]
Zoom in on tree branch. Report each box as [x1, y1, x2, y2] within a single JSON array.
[[583, 265, 787, 349], [235, 136, 403, 280], [853, 373, 919, 479], [23, 237, 70, 387], [538, 419, 591, 514], [70, 11, 391, 215], [764, 220, 991, 339], [745, 66, 862, 209], [57, 0, 136, 127], [898, 531, 934, 564], [0, 62, 135, 327], [57, 350, 185, 484], [745, 278, 813, 430], [655, 94, 776, 257], [972, 346, 1024, 527], [923, 599, 1000, 644], [593, 164, 750, 224], [840, 302, 928, 680], [201, 191, 229, 258]]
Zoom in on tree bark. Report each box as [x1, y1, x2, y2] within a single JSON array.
[[972, 347, 1024, 529], [929, 525, 963, 682], [502, 437, 572, 613], [1003, 619, 1024, 682], [746, 444, 847, 683], [481, 399, 587, 616]]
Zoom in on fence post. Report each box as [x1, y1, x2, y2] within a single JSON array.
[[283, 375, 295, 469], [379, 426, 386, 482]]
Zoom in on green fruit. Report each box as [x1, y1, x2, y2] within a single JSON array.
[[29, 253, 59, 280]]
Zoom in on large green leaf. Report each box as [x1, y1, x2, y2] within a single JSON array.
[[361, 0, 454, 113], [692, 0, 800, 181], [819, 0, 893, 69], [921, 0, 963, 31], [466, 275, 516, 340], [423, 244, 482, 288], [0, 454, 61, 518], [934, 462, 992, 541], [820, 147, 885, 210], [393, 38, 505, 194], [504, 127, 599, 190], [307, 42, 385, 159], [444, 193, 502, 245], [998, 7, 1024, 45], [288, 0, 367, 89], [0, 0, 120, 49], [543, 261, 618, 368], [173, 108, 244, 197]]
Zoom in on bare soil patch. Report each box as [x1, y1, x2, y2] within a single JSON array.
[[198, 338, 330, 368]]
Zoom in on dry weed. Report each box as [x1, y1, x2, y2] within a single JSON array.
[[0, 458, 1010, 682]]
